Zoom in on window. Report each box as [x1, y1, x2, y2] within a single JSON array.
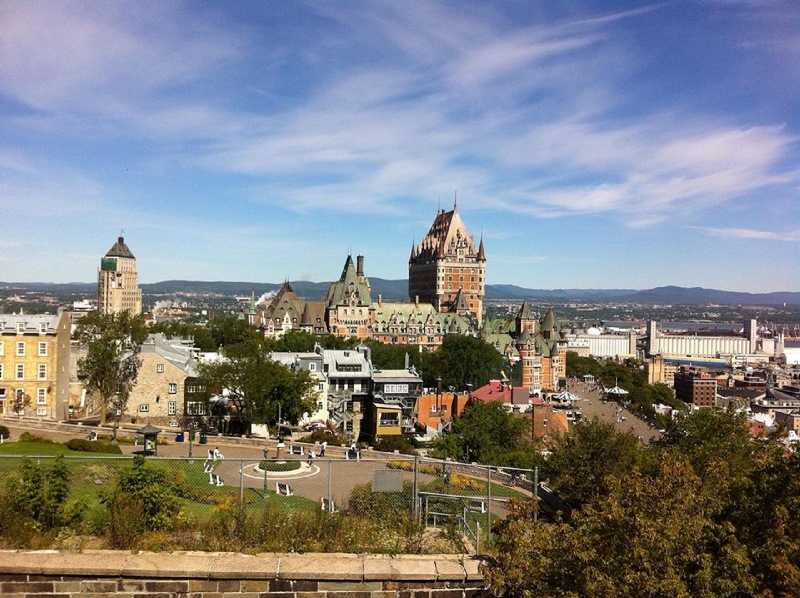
[[38, 342, 47, 356], [139, 404, 149, 412], [16, 364, 24, 380], [318, 382, 324, 391], [156, 363, 165, 373], [168, 401, 176, 416], [168, 383, 177, 394], [36, 407, 47, 416], [0, 342, 4, 356], [187, 401, 206, 416], [16, 342, 25, 357], [37, 388, 46, 404], [38, 364, 47, 380], [39, 323, 47, 333], [0, 365, 3, 379], [16, 323, 24, 333], [0, 388, 5, 399], [379, 412, 399, 427], [309, 363, 316, 372]]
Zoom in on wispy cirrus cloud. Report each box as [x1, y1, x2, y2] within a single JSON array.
[[688, 226, 800, 242]]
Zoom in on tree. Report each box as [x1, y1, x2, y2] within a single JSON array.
[[420, 334, 504, 390], [12, 389, 31, 418], [196, 338, 318, 432], [545, 418, 642, 510], [208, 315, 258, 349], [487, 456, 756, 598], [433, 401, 537, 468], [74, 311, 148, 424]]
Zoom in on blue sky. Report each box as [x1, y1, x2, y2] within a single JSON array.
[[1, 1, 798, 293]]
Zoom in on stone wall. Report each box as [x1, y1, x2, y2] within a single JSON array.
[[0, 550, 489, 598]]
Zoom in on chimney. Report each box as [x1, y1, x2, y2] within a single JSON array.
[[415, 295, 419, 307], [378, 294, 382, 307], [357, 255, 364, 278]]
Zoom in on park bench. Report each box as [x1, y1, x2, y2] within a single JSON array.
[[289, 445, 304, 455], [276, 482, 293, 496], [321, 497, 335, 513]]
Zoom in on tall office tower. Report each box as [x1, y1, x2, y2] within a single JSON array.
[[98, 236, 142, 315], [408, 202, 486, 326]]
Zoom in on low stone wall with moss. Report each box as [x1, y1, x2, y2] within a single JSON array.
[[0, 550, 488, 597]]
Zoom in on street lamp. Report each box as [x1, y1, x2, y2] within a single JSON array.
[[262, 446, 270, 498], [112, 399, 121, 443]]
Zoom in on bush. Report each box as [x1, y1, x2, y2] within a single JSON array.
[[104, 456, 184, 532], [19, 432, 56, 444], [0, 426, 10, 440], [373, 435, 416, 455], [65, 438, 123, 454]]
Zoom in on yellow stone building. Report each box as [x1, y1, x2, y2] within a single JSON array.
[[0, 312, 71, 420]]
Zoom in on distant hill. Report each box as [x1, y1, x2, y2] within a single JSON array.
[[2, 280, 798, 306]]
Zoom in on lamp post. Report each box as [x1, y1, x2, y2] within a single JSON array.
[[262, 446, 270, 498], [112, 399, 120, 443]]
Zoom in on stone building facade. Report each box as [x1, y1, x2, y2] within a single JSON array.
[[0, 312, 71, 420], [124, 334, 199, 426]]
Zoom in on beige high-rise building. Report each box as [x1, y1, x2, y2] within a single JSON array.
[[408, 202, 486, 326], [98, 236, 142, 315]]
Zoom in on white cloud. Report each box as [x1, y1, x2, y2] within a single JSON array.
[[689, 226, 800, 242]]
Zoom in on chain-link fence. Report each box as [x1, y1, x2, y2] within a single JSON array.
[[0, 451, 536, 554]]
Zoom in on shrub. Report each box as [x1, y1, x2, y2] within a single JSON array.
[[0, 426, 10, 440], [6, 455, 70, 531], [373, 435, 416, 455], [19, 432, 56, 444], [347, 481, 413, 519], [260, 460, 301, 472], [65, 438, 123, 454], [104, 456, 184, 532]]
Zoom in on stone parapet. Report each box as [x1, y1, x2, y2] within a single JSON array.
[[0, 550, 488, 597]]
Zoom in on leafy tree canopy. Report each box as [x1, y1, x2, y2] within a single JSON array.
[[74, 311, 148, 424], [196, 338, 318, 430], [420, 334, 504, 390], [433, 401, 538, 469], [544, 418, 642, 510]]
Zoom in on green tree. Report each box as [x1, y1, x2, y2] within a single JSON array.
[[433, 401, 536, 468], [74, 311, 148, 424], [421, 334, 504, 390], [197, 338, 318, 431], [209, 315, 258, 349], [361, 339, 423, 371], [545, 418, 642, 510], [487, 456, 756, 598]]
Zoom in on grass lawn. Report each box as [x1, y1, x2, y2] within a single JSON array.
[[0, 440, 318, 520]]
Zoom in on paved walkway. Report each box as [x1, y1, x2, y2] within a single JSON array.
[[565, 377, 661, 443]]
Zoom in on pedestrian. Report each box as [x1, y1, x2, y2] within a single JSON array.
[[307, 450, 315, 465], [319, 440, 327, 458]]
